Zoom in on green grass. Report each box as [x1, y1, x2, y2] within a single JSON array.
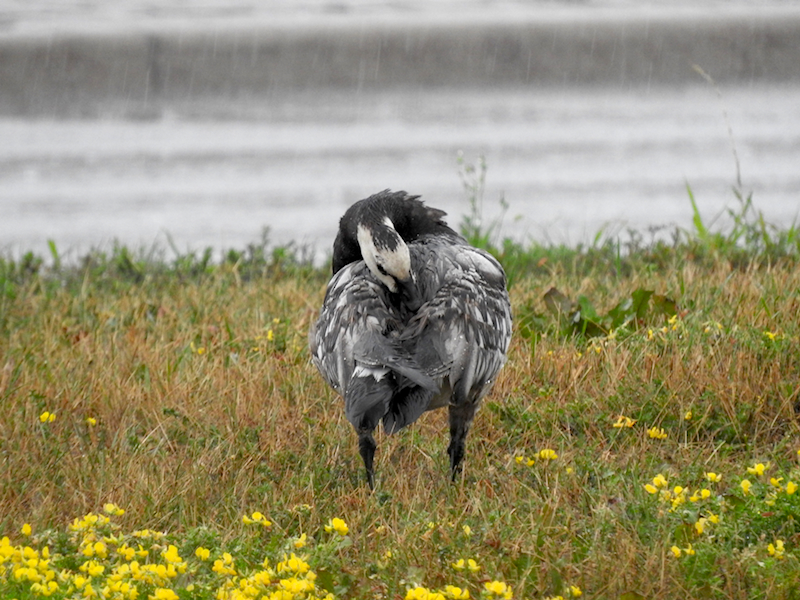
[[1, 181, 800, 600]]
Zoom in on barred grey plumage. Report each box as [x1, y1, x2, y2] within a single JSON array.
[[309, 190, 512, 488]]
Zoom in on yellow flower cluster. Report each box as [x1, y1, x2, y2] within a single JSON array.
[[768, 540, 785, 560], [323, 518, 349, 537], [612, 415, 637, 429], [483, 580, 512, 599], [538, 449, 558, 461], [242, 512, 272, 527], [405, 584, 470, 600], [747, 462, 770, 477], [1, 509, 336, 600], [1, 537, 57, 596], [514, 449, 558, 467], [739, 462, 798, 506], [451, 558, 480, 573], [650, 462, 800, 565], [643, 474, 720, 523], [646, 427, 667, 440], [215, 552, 332, 600], [38, 411, 56, 423], [540, 584, 582, 600], [670, 544, 696, 558], [398, 557, 497, 600]]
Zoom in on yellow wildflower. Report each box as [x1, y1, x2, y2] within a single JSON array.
[[21, 523, 32, 536], [483, 580, 513, 599], [406, 587, 432, 600], [462, 525, 472, 537], [613, 415, 637, 428], [212, 552, 236, 576], [445, 585, 470, 599], [194, 547, 210, 561], [468, 558, 480, 573], [103, 503, 125, 516], [31, 581, 59, 597], [277, 553, 310, 575], [568, 585, 582, 597], [684, 544, 696, 556], [684, 410, 692, 420], [324, 517, 349, 536], [79, 560, 104, 577], [242, 511, 271, 527], [538, 449, 558, 460], [151, 589, 179, 600], [162, 545, 183, 565], [706, 472, 722, 483], [768, 539, 785, 559], [670, 546, 681, 558], [647, 426, 667, 440], [293, 533, 307, 549], [747, 463, 769, 476], [652, 474, 668, 488], [86, 417, 97, 426], [787, 481, 798, 495], [740, 479, 752, 494], [515, 455, 535, 466], [117, 544, 136, 562], [695, 518, 707, 535], [93, 542, 108, 559], [39, 411, 56, 423]]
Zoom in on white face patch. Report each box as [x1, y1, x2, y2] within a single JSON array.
[[357, 222, 412, 292]]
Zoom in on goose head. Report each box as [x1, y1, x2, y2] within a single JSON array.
[[356, 215, 421, 312]]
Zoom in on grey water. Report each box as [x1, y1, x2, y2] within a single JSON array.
[[3, 85, 799, 261]]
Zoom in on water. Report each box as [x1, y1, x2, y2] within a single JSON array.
[[2, 84, 799, 261]]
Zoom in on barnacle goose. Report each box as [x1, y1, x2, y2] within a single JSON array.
[[309, 190, 512, 488]]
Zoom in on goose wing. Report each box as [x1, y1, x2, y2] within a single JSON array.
[[400, 241, 512, 405], [309, 261, 437, 430]]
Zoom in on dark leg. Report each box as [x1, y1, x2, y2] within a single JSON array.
[[358, 430, 377, 490], [447, 401, 478, 481]]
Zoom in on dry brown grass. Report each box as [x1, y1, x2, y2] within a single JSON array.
[[1, 256, 799, 598]]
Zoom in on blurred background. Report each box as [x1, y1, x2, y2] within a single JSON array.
[[1, 0, 799, 261]]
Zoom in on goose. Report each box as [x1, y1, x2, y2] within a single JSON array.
[[309, 190, 512, 487]]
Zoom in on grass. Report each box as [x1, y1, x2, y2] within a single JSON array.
[[1, 180, 800, 599]]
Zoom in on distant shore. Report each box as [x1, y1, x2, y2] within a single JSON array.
[[2, 6, 800, 117]]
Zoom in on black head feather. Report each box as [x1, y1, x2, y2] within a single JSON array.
[[331, 190, 458, 274]]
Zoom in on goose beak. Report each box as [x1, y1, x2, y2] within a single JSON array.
[[396, 275, 422, 313]]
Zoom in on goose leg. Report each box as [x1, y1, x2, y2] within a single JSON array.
[[447, 401, 478, 481], [358, 429, 377, 489]]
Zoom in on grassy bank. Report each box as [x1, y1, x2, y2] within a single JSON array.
[[1, 192, 799, 599]]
